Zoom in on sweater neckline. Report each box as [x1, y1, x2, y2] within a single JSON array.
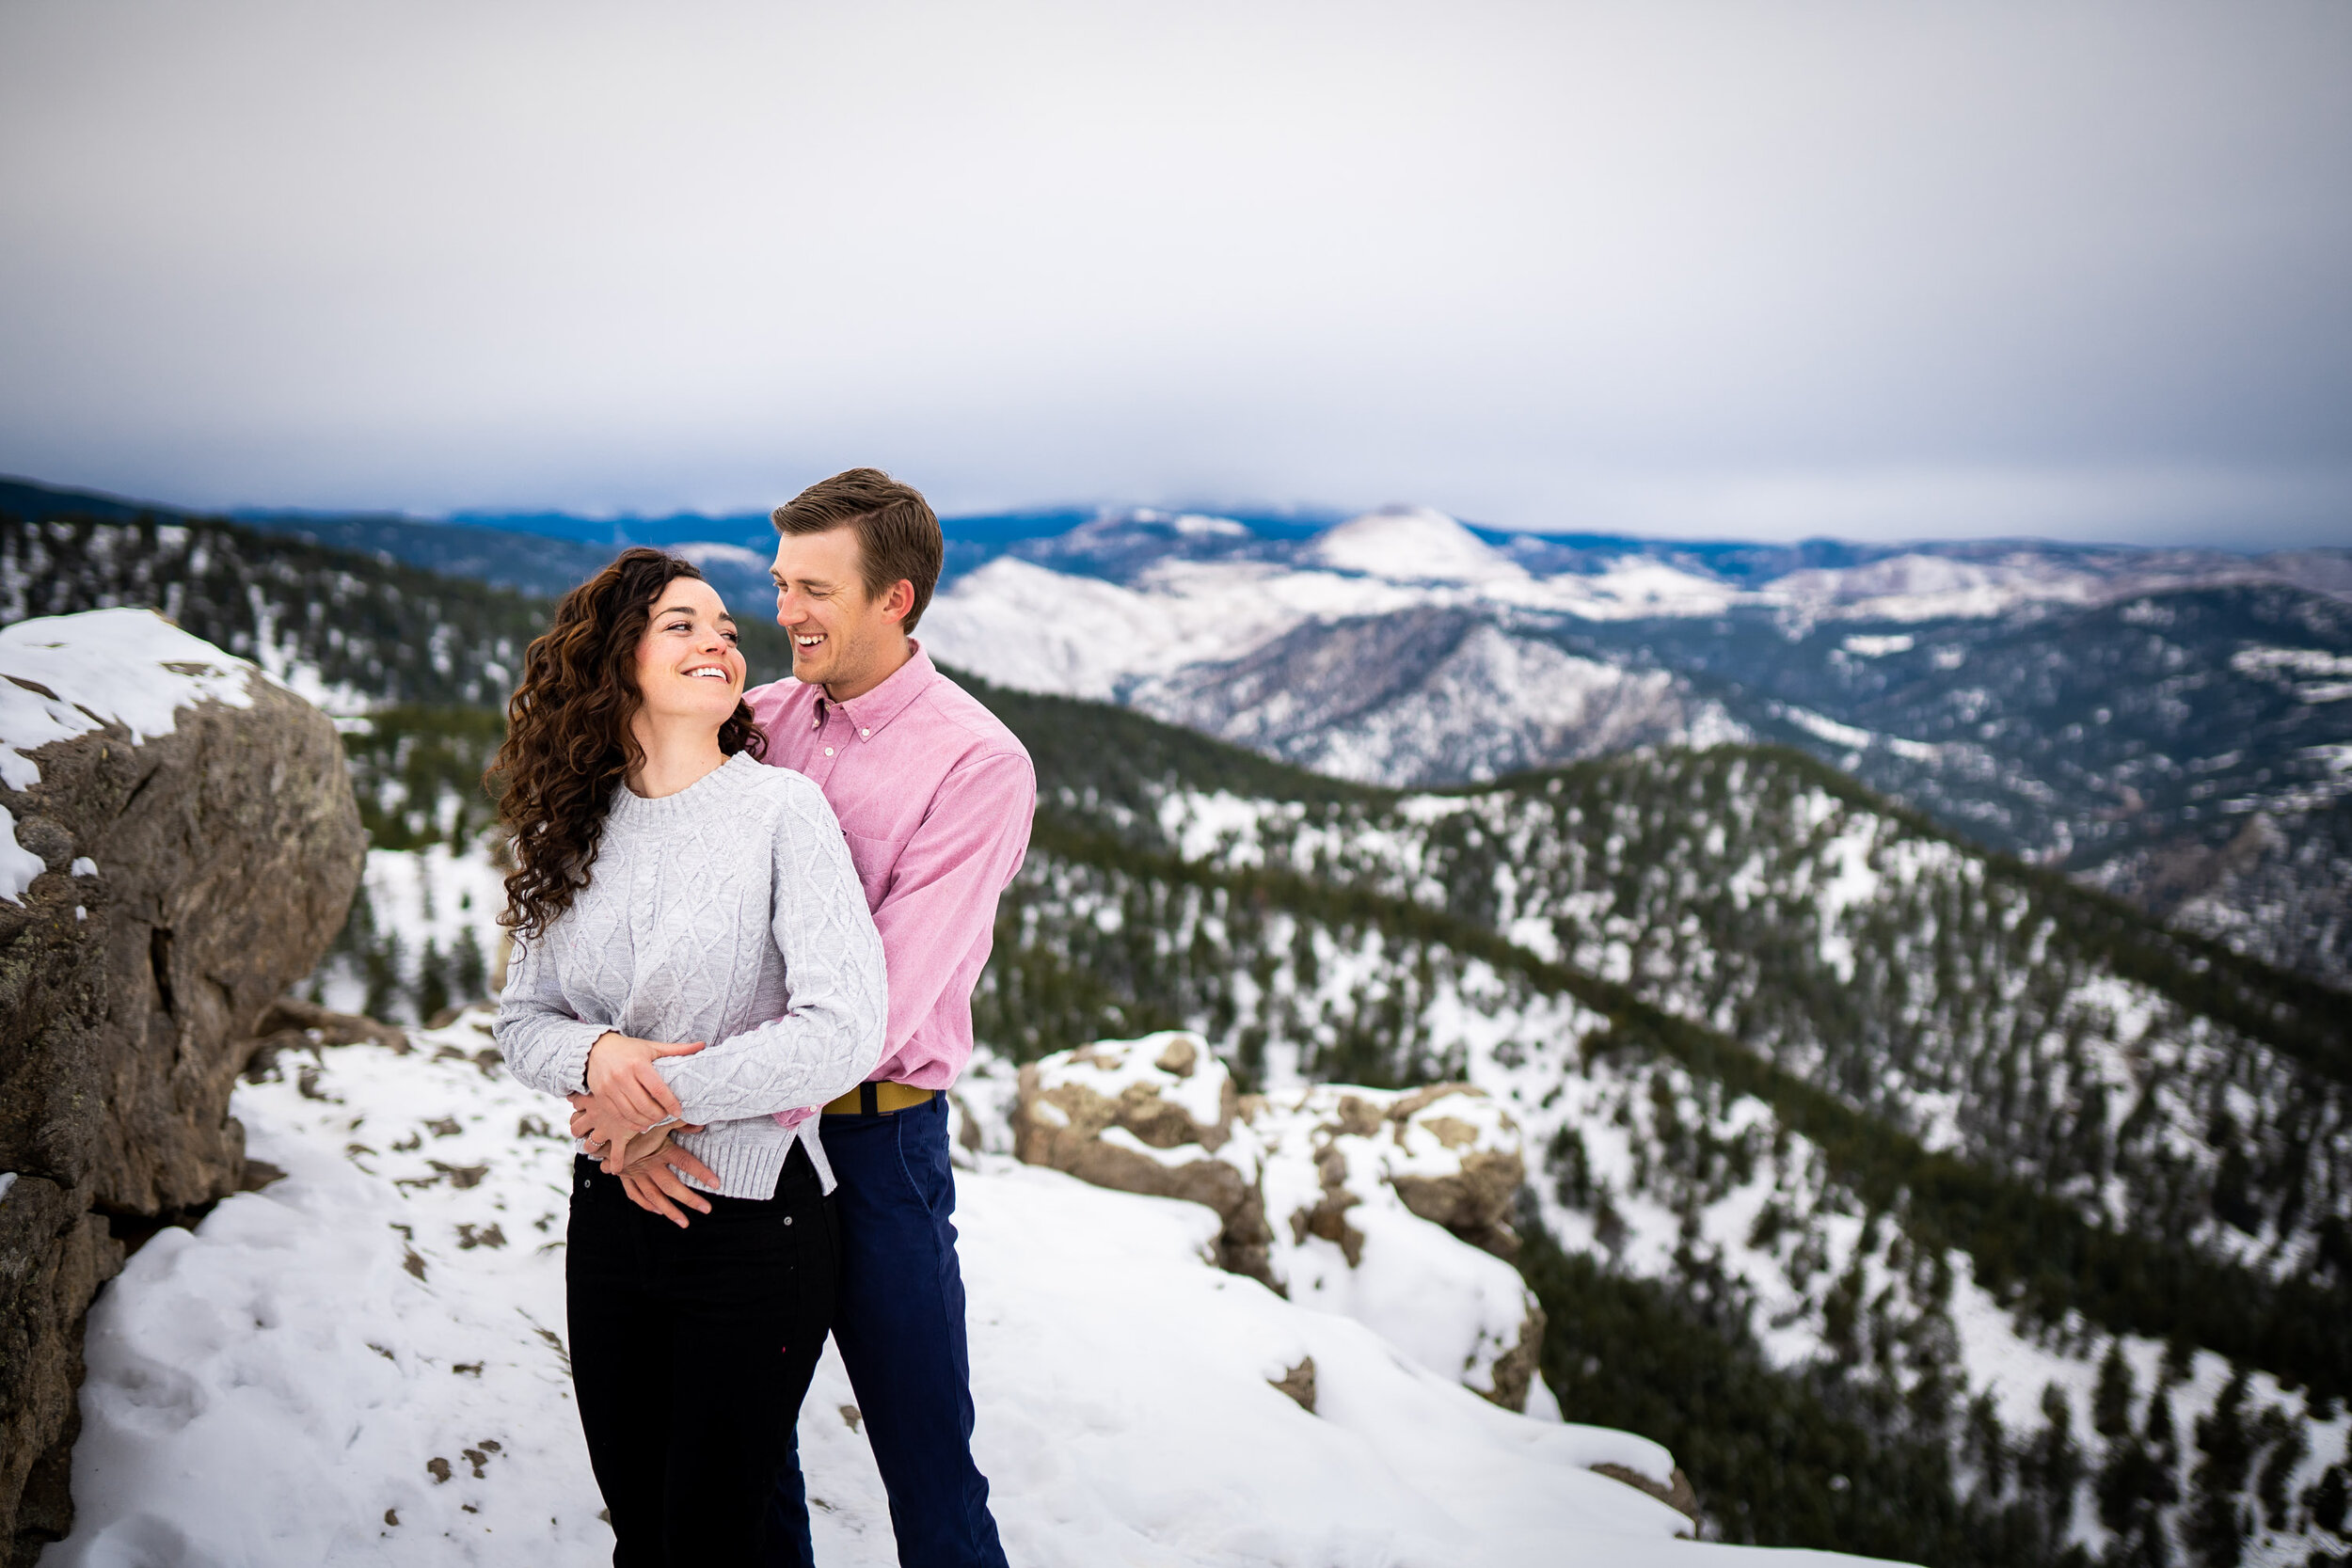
[[607, 750, 762, 825]]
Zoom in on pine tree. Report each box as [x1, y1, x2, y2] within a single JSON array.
[[2026, 1384, 2085, 1541], [2251, 1406, 2305, 1534], [2094, 1341, 2137, 1440], [2185, 1367, 2254, 1567]]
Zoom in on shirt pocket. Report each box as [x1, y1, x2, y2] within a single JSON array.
[[839, 830, 897, 911]]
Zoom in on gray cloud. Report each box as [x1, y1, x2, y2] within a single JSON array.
[[1, 0, 2346, 545]]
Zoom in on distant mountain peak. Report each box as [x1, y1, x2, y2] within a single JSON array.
[[1310, 506, 1526, 584]]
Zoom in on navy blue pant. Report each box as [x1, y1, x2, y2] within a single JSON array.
[[765, 1094, 1008, 1568]]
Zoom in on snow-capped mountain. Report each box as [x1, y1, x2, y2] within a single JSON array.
[[8, 474, 2346, 988], [915, 505, 2352, 990], [9, 511, 2352, 1563]]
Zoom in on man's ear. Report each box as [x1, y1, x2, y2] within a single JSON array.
[[882, 578, 917, 627]]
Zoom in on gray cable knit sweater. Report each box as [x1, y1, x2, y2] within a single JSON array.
[[494, 751, 888, 1196]]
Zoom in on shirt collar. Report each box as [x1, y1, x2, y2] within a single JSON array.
[[815, 641, 937, 737]]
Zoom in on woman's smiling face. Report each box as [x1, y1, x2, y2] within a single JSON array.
[[632, 575, 745, 723]]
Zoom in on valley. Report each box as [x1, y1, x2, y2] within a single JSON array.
[[8, 487, 2352, 1563]]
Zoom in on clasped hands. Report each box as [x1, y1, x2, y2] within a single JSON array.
[[570, 1031, 719, 1228]]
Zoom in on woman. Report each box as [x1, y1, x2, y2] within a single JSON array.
[[491, 546, 886, 1563]]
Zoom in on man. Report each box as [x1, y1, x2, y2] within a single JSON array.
[[594, 468, 1029, 1567]]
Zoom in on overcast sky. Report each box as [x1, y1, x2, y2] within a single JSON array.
[[2, 1, 2348, 546]]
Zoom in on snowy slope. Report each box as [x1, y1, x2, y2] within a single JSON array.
[[917, 506, 2352, 989], [45, 1022, 1893, 1568]]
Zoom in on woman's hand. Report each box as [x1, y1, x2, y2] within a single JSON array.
[[584, 1031, 704, 1133], [619, 1133, 722, 1228], [566, 1094, 700, 1157]]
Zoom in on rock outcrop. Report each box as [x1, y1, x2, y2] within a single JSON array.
[[1009, 1032, 1275, 1285], [1251, 1081, 1546, 1414], [0, 610, 363, 1563], [1011, 1034, 1548, 1414]]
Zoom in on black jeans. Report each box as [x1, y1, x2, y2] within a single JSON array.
[[567, 1147, 836, 1567]]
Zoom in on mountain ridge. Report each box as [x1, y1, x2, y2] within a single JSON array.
[[8, 511, 2350, 1562]]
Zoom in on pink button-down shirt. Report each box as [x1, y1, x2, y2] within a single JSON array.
[[745, 644, 1035, 1093]]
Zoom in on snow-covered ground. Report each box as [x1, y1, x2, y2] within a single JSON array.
[[48, 1018, 1895, 1567]]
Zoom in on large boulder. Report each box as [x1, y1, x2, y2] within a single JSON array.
[[1011, 1035, 1548, 1414], [0, 610, 364, 1563]]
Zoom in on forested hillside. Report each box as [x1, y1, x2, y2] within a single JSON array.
[[8, 502, 2350, 1565]]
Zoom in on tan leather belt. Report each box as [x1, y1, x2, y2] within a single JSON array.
[[823, 1081, 935, 1117]]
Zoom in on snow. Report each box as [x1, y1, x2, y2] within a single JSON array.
[[2232, 645, 2352, 703], [1768, 553, 2104, 624], [1772, 704, 1940, 764], [0, 608, 262, 790], [1311, 508, 1529, 585], [1253, 1084, 1543, 1408], [669, 541, 771, 574], [0, 609, 267, 902], [0, 805, 45, 905], [47, 1024, 1892, 1566]]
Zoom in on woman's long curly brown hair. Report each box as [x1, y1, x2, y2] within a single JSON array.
[[488, 547, 767, 939]]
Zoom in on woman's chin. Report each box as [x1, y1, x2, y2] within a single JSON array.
[[650, 690, 745, 727]]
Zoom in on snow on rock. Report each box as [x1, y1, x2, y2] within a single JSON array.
[[1251, 1082, 1548, 1415], [0, 609, 265, 900], [1013, 1036, 1554, 1417], [1010, 1031, 1275, 1284], [49, 1022, 1896, 1567]]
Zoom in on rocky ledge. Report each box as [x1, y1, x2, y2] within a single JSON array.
[[1009, 1031, 1547, 1413], [0, 610, 363, 1563]]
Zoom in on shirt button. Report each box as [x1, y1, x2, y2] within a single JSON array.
[[810, 717, 819, 729], [824, 746, 834, 756], [860, 728, 870, 737]]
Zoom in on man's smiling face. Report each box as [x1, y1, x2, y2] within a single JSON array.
[[770, 524, 911, 699]]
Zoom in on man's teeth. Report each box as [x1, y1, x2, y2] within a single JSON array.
[[795, 635, 823, 647]]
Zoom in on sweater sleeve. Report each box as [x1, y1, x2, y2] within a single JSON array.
[[494, 931, 611, 1100], [654, 778, 888, 1122]]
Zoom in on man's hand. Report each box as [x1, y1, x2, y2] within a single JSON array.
[[583, 1032, 703, 1135], [618, 1132, 721, 1228]]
